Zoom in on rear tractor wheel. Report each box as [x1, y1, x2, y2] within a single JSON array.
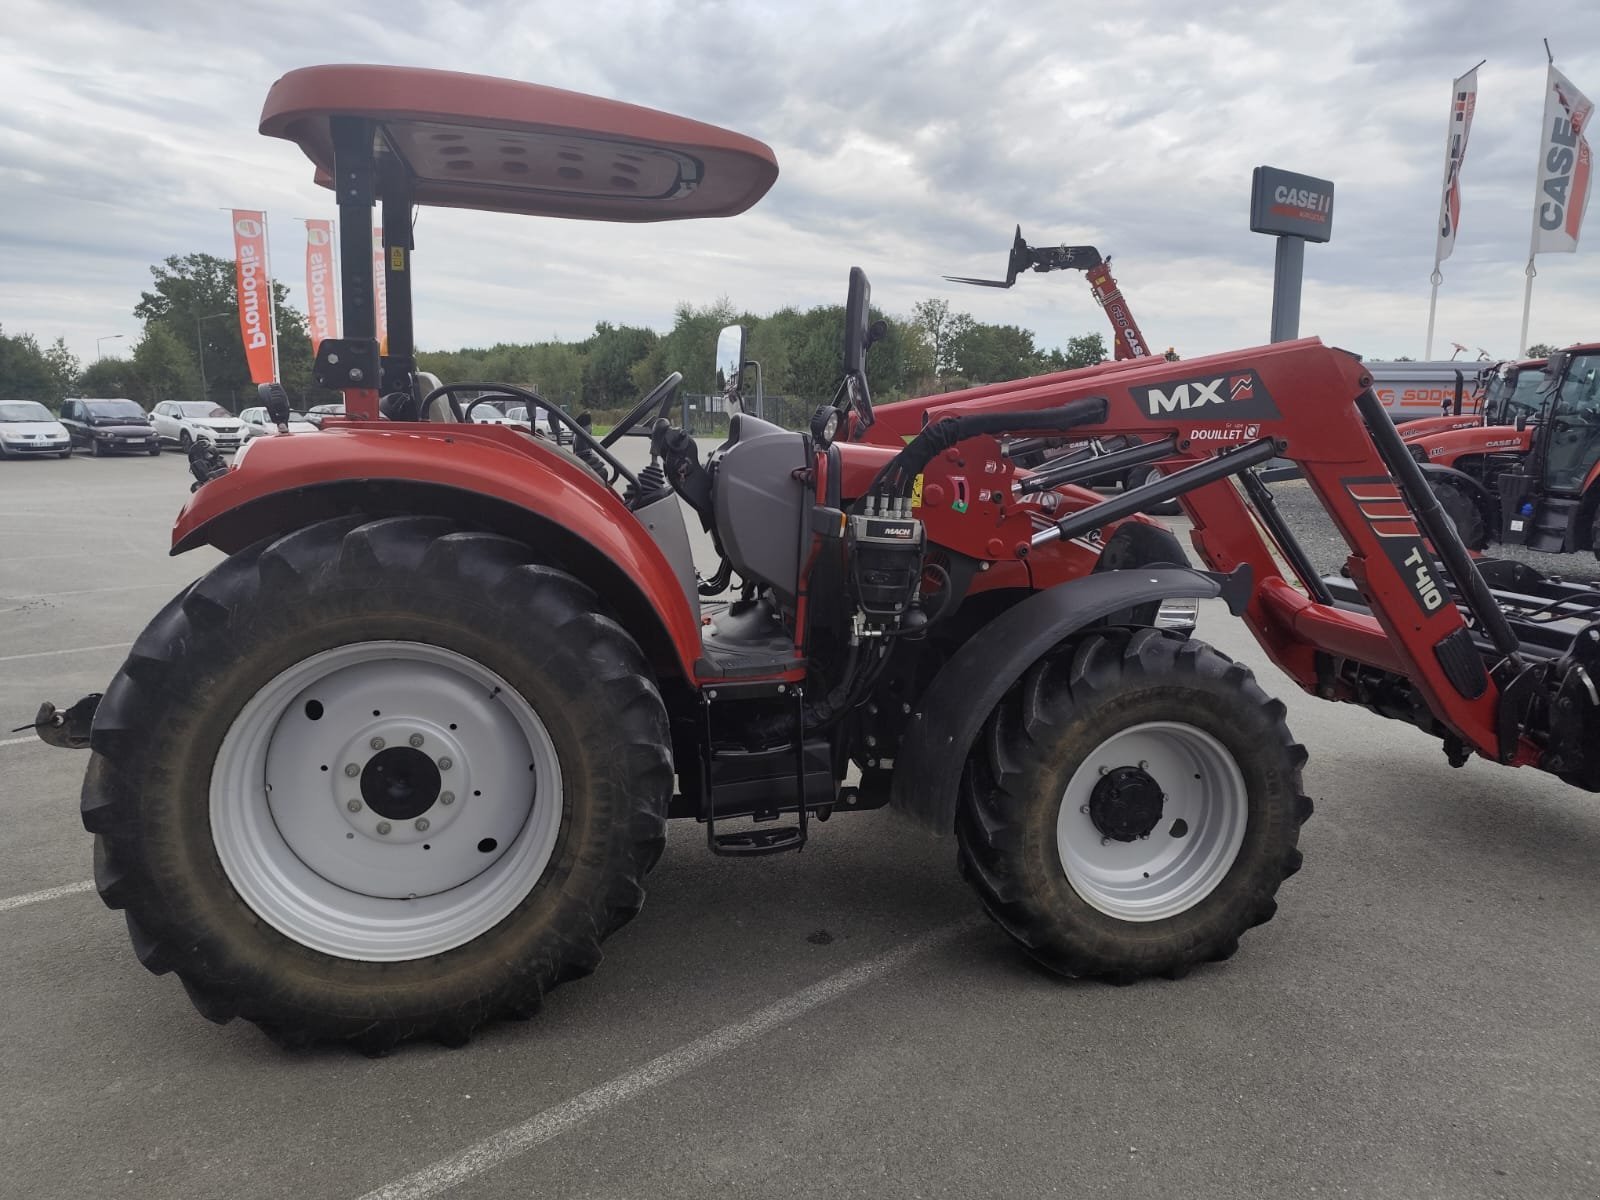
[[1428, 474, 1490, 551], [82, 516, 672, 1052], [957, 627, 1311, 982]]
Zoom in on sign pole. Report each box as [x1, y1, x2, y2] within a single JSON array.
[[1270, 236, 1306, 342]]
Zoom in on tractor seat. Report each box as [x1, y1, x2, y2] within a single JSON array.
[[416, 372, 457, 422]]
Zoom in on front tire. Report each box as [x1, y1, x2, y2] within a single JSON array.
[[147, 443, 161, 456], [82, 516, 672, 1051], [1429, 474, 1490, 550], [1124, 464, 1182, 516], [957, 627, 1310, 981]]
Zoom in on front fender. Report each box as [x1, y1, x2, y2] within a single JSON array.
[[890, 565, 1250, 836], [170, 423, 705, 679]]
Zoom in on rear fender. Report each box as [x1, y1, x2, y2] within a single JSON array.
[[170, 424, 704, 679], [890, 565, 1250, 835]]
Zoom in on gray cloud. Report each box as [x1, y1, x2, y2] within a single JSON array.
[[2, 0, 1599, 369]]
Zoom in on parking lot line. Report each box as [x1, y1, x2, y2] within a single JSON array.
[[355, 917, 979, 1200], [0, 735, 43, 749], [0, 641, 130, 664], [0, 880, 94, 914], [2, 582, 175, 601]]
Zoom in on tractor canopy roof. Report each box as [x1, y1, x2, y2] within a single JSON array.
[[260, 64, 779, 222]]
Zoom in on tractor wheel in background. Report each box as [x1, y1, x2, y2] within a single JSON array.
[[956, 627, 1311, 982], [1124, 464, 1182, 517], [82, 516, 672, 1052], [1428, 474, 1490, 551]]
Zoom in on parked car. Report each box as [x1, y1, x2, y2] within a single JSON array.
[[151, 401, 247, 452], [305, 403, 345, 428], [0, 400, 73, 459], [238, 406, 319, 440], [59, 398, 160, 456]]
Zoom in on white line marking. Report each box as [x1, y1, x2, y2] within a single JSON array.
[[0, 735, 43, 748], [355, 918, 978, 1200], [2, 582, 173, 601], [0, 642, 130, 664], [0, 880, 95, 913]]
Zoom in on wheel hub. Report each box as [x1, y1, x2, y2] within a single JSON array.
[[1088, 766, 1165, 842], [361, 746, 442, 820]]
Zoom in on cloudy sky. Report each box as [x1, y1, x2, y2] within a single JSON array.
[[3, 0, 1599, 369]]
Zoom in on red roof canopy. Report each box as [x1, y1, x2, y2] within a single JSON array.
[[260, 65, 778, 222]]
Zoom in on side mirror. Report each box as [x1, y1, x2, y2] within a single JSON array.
[[1546, 349, 1573, 382], [715, 325, 746, 397], [841, 267, 877, 433]]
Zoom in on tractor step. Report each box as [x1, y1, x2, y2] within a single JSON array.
[[709, 825, 807, 856]]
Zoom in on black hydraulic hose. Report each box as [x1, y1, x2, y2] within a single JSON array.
[[1354, 386, 1522, 663], [856, 396, 1109, 510]]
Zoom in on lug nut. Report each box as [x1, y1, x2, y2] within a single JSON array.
[[1138, 760, 1149, 770], [370, 736, 386, 750], [409, 733, 425, 748], [376, 821, 392, 835], [347, 798, 362, 812], [1080, 805, 1090, 814], [344, 763, 361, 778], [440, 791, 455, 806], [1101, 836, 1111, 846], [415, 818, 430, 832], [437, 756, 453, 770]]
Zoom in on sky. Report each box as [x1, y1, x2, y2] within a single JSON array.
[[3, 0, 1599, 370]]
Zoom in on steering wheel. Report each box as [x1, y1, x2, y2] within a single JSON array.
[[601, 372, 683, 449]]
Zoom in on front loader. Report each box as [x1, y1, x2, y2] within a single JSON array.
[[30, 64, 1600, 1054]]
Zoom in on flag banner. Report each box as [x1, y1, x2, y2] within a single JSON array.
[[1434, 66, 1479, 265], [231, 210, 278, 384], [373, 226, 389, 354], [305, 219, 337, 355], [1532, 65, 1594, 254]]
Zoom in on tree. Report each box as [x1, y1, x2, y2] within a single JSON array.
[[0, 324, 61, 407], [910, 299, 974, 381], [42, 338, 79, 399], [133, 326, 200, 406], [950, 322, 1039, 385], [1527, 343, 1558, 358], [76, 356, 138, 399]]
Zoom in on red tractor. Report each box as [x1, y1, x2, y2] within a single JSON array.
[[33, 66, 1600, 1054], [1405, 350, 1600, 555]]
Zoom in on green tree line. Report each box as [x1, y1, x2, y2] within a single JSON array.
[[4, 253, 1116, 418]]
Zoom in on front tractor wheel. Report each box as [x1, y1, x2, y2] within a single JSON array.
[[956, 628, 1310, 982], [82, 516, 672, 1052]]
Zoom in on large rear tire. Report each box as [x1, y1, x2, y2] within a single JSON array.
[[956, 627, 1310, 981], [82, 516, 672, 1052]]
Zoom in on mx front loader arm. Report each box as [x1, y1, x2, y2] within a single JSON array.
[[915, 337, 1533, 769]]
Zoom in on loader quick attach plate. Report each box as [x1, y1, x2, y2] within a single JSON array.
[[259, 65, 779, 222]]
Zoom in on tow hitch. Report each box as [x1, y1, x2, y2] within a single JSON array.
[[20, 695, 101, 749]]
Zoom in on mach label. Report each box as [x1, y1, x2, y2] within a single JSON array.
[[1130, 369, 1280, 421]]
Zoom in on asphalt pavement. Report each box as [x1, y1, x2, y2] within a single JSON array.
[[1, 442, 1597, 1200]]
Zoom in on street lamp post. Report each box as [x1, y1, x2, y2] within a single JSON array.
[[195, 312, 231, 402], [96, 334, 123, 361]]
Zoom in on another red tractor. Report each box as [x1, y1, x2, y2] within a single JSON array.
[[34, 66, 1600, 1054]]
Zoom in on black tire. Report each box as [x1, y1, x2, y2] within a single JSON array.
[[147, 444, 161, 457], [60, 450, 74, 459], [1124, 464, 1182, 516], [82, 516, 672, 1052], [1429, 475, 1489, 551], [91, 438, 105, 457], [956, 627, 1311, 982], [179, 430, 193, 452]]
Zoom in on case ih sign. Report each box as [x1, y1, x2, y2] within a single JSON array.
[[1250, 167, 1336, 243]]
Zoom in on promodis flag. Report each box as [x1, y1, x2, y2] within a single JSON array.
[[1434, 65, 1479, 265], [373, 226, 389, 354], [231, 210, 278, 384], [305, 219, 338, 354], [1531, 65, 1594, 254]]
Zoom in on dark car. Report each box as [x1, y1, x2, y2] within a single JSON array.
[[59, 398, 160, 456]]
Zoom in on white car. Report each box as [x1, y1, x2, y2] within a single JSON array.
[[151, 401, 248, 452], [239, 406, 319, 440], [0, 400, 73, 458]]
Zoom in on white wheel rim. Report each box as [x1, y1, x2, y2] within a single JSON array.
[[1056, 721, 1247, 922], [211, 641, 563, 961]]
